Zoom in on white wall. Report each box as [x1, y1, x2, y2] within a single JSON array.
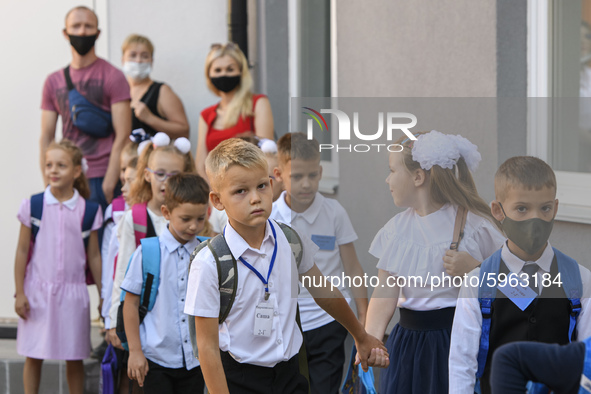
[[0, 0, 227, 319]]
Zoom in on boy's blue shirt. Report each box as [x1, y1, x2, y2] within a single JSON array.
[[120, 226, 201, 370]]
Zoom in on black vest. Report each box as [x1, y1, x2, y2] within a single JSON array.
[[132, 82, 164, 136], [480, 257, 573, 394]]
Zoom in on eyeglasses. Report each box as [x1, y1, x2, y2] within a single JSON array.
[[147, 168, 180, 182]]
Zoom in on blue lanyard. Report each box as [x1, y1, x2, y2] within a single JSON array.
[[224, 220, 278, 300]]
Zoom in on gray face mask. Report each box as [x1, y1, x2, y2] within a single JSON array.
[[499, 203, 554, 256]]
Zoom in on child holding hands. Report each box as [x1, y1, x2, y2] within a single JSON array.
[[184, 138, 388, 394], [15, 140, 102, 394]]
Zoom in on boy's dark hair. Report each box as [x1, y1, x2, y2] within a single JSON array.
[[164, 174, 210, 210], [127, 156, 138, 170], [494, 156, 557, 201], [277, 132, 320, 165]]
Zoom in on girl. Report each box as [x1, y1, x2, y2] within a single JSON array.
[[14, 140, 102, 394], [107, 132, 195, 347], [194, 42, 274, 178], [364, 131, 505, 394]]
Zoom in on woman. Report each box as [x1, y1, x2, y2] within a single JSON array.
[[121, 34, 189, 138], [195, 42, 274, 178]]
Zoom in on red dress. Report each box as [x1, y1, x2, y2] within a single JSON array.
[[203, 94, 266, 152]]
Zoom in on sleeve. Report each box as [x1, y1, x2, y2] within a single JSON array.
[[105, 68, 131, 105], [102, 225, 120, 327], [17, 198, 31, 228], [101, 221, 115, 270], [448, 269, 482, 394], [91, 205, 103, 231], [472, 219, 505, 262], [109, 210, 136, 322], [368, 222, 391, 260], [41, 75, 58, 112], [120, 245, 144, 296], [298, 231, 319, 274], [184, 248, 221, 318], [576, 265, 591, 339], [332, 201, 358, 245]]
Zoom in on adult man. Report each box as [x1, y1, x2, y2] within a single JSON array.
[[40, 6, 131, 209]]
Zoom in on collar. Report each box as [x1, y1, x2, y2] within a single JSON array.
[[224, 220, 275, 259], [44, 186, 79, 211], [160, 225, 202, 255], [501, 240, 555, 273], [275, 191, 323, 224]]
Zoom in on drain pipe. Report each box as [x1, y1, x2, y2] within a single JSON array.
[[228, 0, 248, 60]]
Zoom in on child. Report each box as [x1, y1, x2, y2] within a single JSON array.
[[122, 174, 208, 393], [184, 138, 388, 394], [364, 131, 505, 394], [449, 156, 591, 394], [107, 132, 194, 347], [270, 132, 367, 393], [14, 140, 102, 394]]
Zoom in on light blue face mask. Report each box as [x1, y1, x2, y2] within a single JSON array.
[[499, 203, 554, 256]]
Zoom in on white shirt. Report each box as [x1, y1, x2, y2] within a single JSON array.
[[109, 207, 168, 323], [369, 204, 505, 310], [121, 227, 200, 369], [271, 191, 358, 331], [209, 207, 228, 234], [184, 220, 318, 367], [101, 203, 128, 328], [449, 242, 591, 394]]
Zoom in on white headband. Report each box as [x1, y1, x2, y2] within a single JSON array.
[[411, 130, 481, 172], [137, 132, 192, 155]]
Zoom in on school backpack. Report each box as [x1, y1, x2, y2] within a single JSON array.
[[29, 192, 100, 285], [186, 221, 309, 384], [474, 247, 583, 393], [104, 195, 125, 225], [111, 202, 149, 280], [115, 235, 208, 350]]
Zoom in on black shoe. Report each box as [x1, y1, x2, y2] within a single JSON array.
[[91, 339, 108, 360]]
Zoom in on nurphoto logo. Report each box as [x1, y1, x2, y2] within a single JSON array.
[[302, 107, 418, 152]]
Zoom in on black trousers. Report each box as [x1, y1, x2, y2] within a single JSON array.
[[220, 351, 308, 394], [490, 341, 585, 394], [143, 359, 204, 394], [303, 320, 348, 394]]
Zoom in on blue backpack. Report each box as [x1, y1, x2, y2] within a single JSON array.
[[29, 192, 99, 284], [475, 247, 583, 392], [116, 236, 208, 350]]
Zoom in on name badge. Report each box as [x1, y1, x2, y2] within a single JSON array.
[[254, 302, 274, 337], [311, 235, 336, 251], [497, 281, 537, 311]]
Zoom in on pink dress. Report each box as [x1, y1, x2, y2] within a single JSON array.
[[16, 187, 102, 360]]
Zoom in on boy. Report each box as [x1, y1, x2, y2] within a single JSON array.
[[184, 138, 387, 394], [449, 156, 591, 394], [270, 132, 368, 393], [122, 173, 209, 393]]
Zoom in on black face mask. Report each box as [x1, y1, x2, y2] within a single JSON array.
[[68, 34, 98, 56], [210, 75, 241, 93], [499, 203, 554, 256]]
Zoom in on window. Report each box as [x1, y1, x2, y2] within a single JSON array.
[[288, 0, 338, 193], [528, 0, 591, 224]]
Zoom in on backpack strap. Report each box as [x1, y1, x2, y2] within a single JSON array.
[[554, 247, 583, 342], [132, 202, 148, 247], [580, 337, 591, 393], [63, 66, 75, 92], [111, 196, 126, 213], [196, 236, 210, 243], [140, 237, 161, 315], [450, 205, 468, 251], [207, 235, 238, 324], [30, 193, 44, 242], [476, 248, 502, 379], [82, 200, 99, 249], [275, 221, 303, 268]]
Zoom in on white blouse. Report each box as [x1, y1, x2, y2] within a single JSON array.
[[369, 204, 505, 310]]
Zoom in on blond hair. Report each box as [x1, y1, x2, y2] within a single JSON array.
[[205, 42, 253, 128], [121, 34, 154, 57], [494, 156, 556, 202], [398, 132, 500, 229], [129, 142, 196, 206], [46, 140, 90, 199], [277, 132, 320, 166], [206, 138, 267, 190]]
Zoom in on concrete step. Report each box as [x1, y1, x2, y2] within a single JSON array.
[[0, 324, 104, 394]]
